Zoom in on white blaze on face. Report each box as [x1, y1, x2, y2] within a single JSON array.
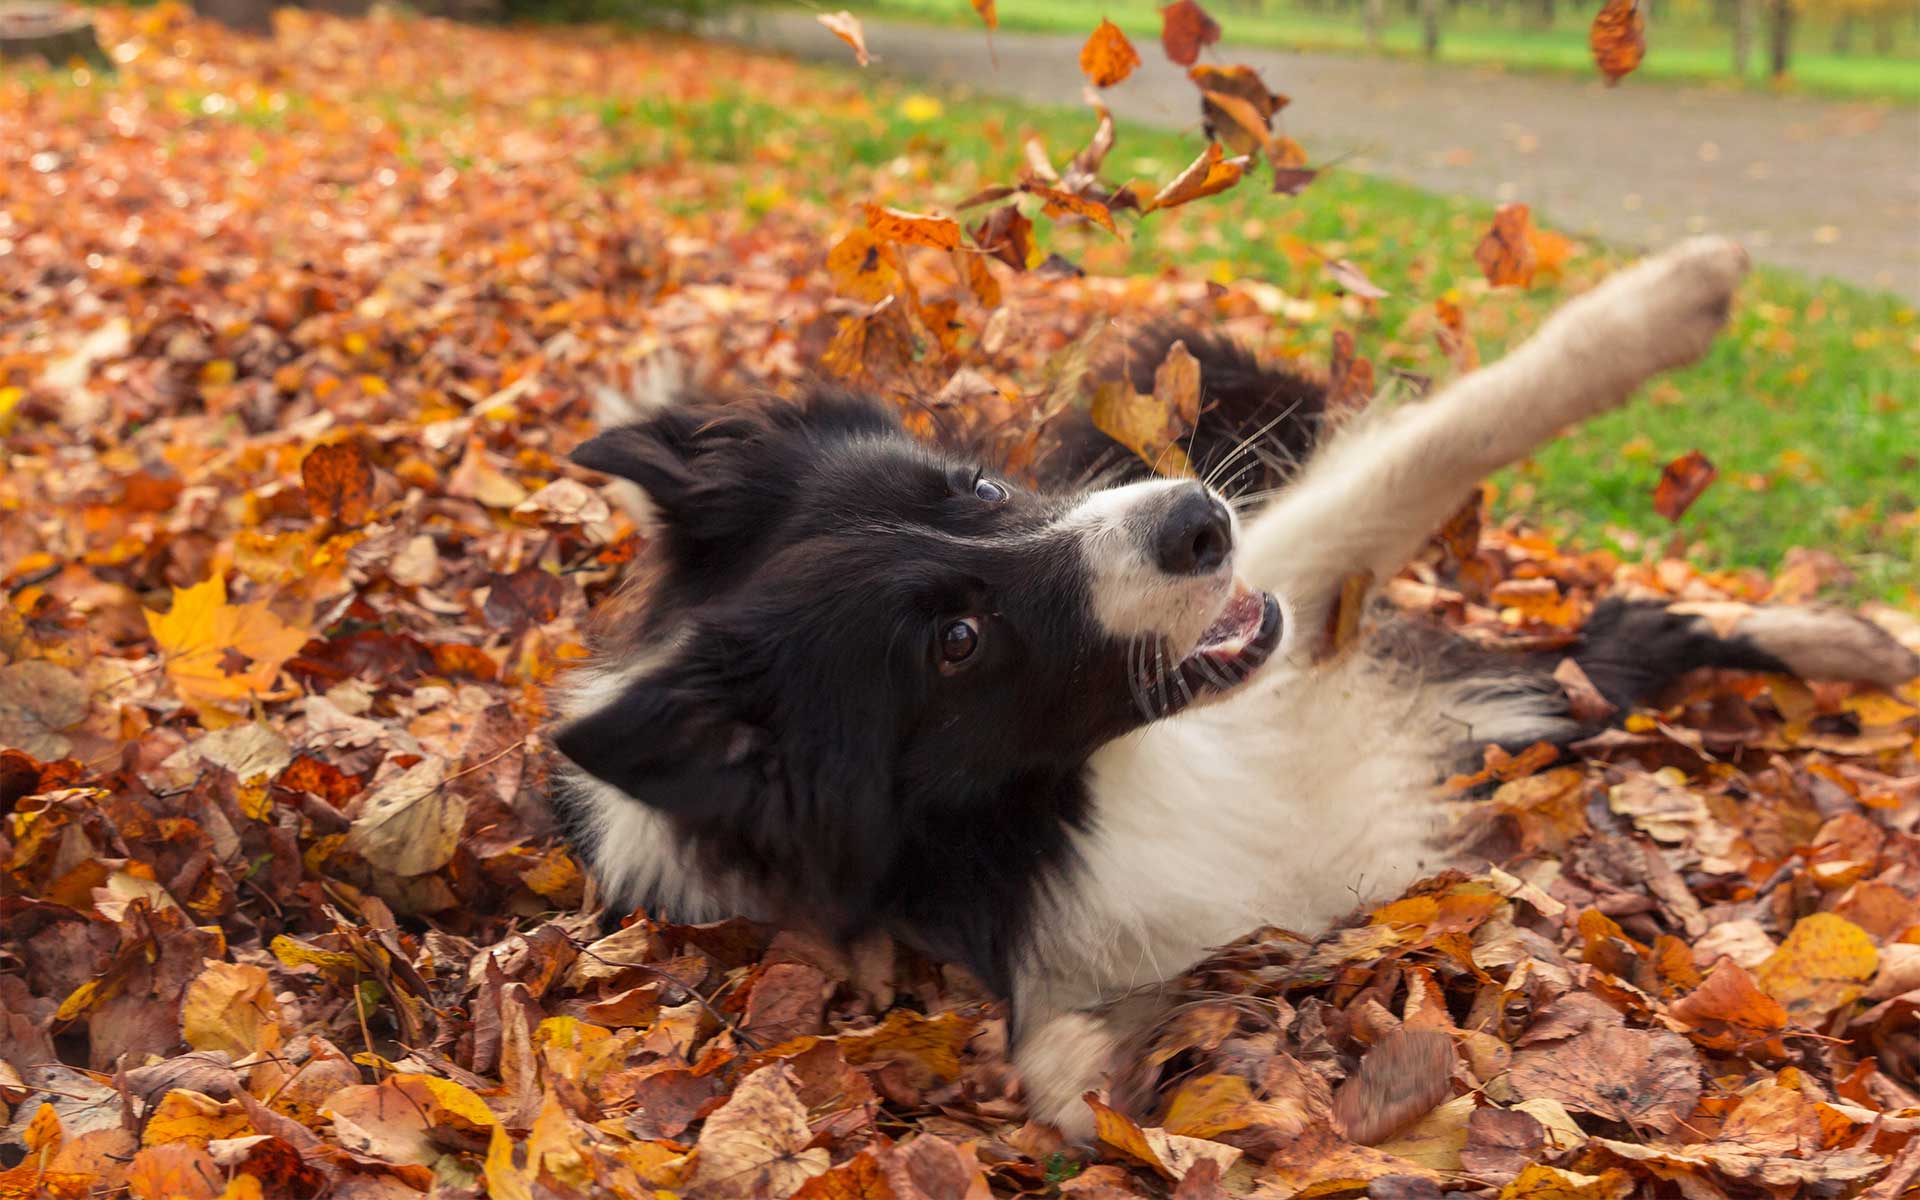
[[1061, 479, 1236, 652]]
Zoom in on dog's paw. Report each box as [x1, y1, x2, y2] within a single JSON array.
[[1608, 236, 1751, 376]]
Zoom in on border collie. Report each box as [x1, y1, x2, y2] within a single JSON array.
[[549, 237, 1917, 1134]]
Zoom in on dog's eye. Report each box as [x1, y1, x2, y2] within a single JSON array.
[[938, 617, 982, 671], [973, 478, 1008, 502]]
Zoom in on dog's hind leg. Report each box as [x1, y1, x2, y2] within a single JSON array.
[[1235, 237, 1750, 660], [1572, 597, 1919, 707]]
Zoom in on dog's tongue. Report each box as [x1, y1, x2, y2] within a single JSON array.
[[1196, 580, 1266, 650]]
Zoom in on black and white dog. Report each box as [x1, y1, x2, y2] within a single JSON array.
[[550, 238, 1916, 1134]]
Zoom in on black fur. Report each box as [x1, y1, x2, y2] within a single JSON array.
[[557, 390, 1167, 995]]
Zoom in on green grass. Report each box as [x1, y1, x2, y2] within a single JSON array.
[[849, 0, 1920, 102], [593, 63, 1919, 599]]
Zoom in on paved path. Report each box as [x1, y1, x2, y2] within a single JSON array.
[[729, 11, 1920, 300]]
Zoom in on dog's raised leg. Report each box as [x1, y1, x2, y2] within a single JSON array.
[[1238, 237, 1750, 655]]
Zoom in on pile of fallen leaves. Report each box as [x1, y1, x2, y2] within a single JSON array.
[[3, 6, 1918, 1200]]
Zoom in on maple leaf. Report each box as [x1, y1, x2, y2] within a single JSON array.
[[1653, 449, 1717, 520], [145, 577, 311, 716], [1590, 0, 1647, 85], [1080, 19, 1142, 88], [816, 11, 869, 67], [1160, 0, 1221, 67]]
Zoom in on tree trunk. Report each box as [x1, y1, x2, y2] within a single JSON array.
[[1537, 0, 1555, 28], [1768, 0, 1792, 77], [1732, 0, 1753, 73], [0, 4, 109, 68], [1832, 13, 1853, 53], [1366, 0, 1386, 48], [1421, 0, 1441, 57], [1873, 12, 1893, 54]]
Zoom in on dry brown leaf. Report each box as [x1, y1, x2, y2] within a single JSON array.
[[301, 440, 375, 525], [1474, 203, 1538, 288], [1159, 0, 1221, 67], [1507, 1024, 1700, 1134], [1653, 449, 1717, 521], [688, 1064, 830, 1200], [343, 756, 466, 877]]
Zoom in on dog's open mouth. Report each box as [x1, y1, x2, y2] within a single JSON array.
[[1177, 579, 1283, 697]]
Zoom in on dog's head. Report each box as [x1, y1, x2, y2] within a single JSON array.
[[553, 390, 1280, 925]]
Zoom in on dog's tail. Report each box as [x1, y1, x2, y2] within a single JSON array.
[[1034, 324, 1331, 501]]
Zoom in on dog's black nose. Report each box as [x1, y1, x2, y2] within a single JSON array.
[[1154, 484, 1233, 575]]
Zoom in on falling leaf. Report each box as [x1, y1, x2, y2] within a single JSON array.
[[1080, 20, 1142, 88], [864, 203, 963, 251], [970, 205, 1036, 270], [1653, 449, 1717, 521], [343, 756, 466, 877], [1026, 183, 1121, 238], [1753, 912, 1878, 1020], [1159, 0, 1220, 67], [1146, 143, 1247, 212], [817, 11, 869, 66], [1553, 657, 1617, 722], [1589, 0, 1646, 84], [1475, 203, 1538, 288], [970, 0, 996, 29], [145, 577, 311, 716], [688, 1064, 831, 1200], [1325, 258, 1388, 299], [300, 440, 375, 525]]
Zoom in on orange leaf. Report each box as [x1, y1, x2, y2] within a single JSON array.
[[826, 228, 901, 302], [1590, 0, 1646, 85], [145, 577, 311, 715], [1080, 19, 1142, 88], [1160, 0, 1220, 67], [1474, 203, 1537, 288], [1026, 183, 1121, 238], [1146, 143, 1246, 212], [300, 440, 374, 525], [862, 203, 961, 251], [816, 11, 869, 67], [1653, 449, 1717, 521], [971, 0, 996, 29]]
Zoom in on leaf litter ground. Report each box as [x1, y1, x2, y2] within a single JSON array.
[[2, 7, 1920, 1199]]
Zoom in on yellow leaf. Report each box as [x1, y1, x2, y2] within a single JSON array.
[[142, 1091, 251, 1147], [182, 961, 284, 1058], [1498, 1164, 1633, 1200], [1089, 380, 1193, 477], [1754, 912, 1878, 1020], [145, 577, 310, 715]]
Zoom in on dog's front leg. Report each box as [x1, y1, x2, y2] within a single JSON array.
[[1237, 236, 1749, 656]]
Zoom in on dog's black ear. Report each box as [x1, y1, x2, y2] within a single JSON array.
[[569, 406, 756, 518], [553, 669, 758, 824]]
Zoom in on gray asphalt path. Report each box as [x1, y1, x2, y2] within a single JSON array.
[[729, 11, 1920, 300]]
